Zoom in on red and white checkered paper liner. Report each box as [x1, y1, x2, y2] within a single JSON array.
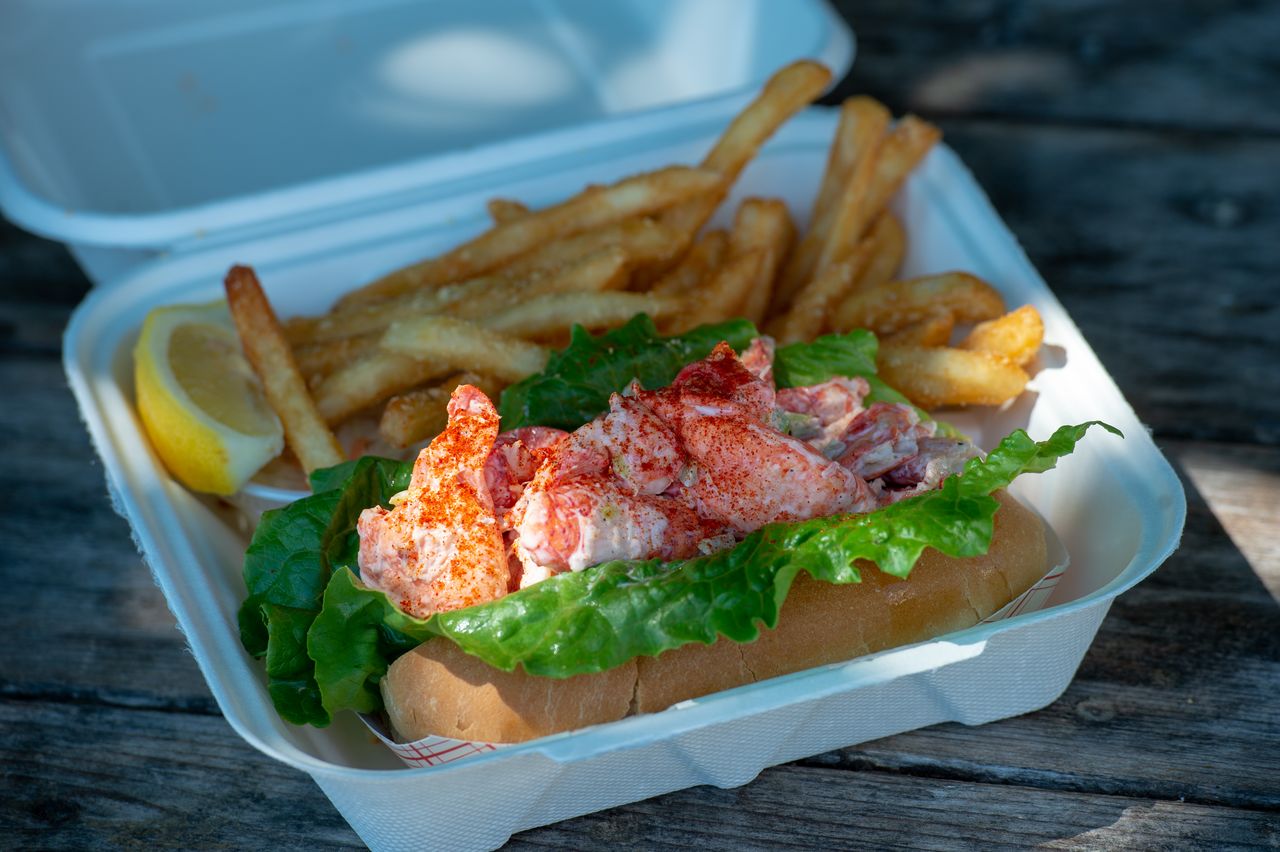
[[363, 543, 1069, 769]]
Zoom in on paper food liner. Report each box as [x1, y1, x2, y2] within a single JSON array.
[[364, 520, 1070, 769]]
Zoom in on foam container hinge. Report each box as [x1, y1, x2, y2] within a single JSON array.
[[62, 109, 1185, 850]]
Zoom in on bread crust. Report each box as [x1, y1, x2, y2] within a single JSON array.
[[382, 491, 1048, 742]]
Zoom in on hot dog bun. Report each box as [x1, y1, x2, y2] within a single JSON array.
[[382, 490, 1047, 743]]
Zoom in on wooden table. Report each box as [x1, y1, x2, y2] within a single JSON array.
[[4, 2, 1277, 848]]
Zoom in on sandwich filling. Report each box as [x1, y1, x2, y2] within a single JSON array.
[[358, 337, 977, 619]]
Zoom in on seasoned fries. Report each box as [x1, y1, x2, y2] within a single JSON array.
[[832, 272, 1005, 336], [885, 312, 955, 347], [852, 212, 906, 294], [382, 316, 550, 383], [771, 254, 864, 345], [669, 250, 763, 333], [777, 97, 889, 310], [486, 292, 679, 338], [658, 61, 831, 258], [652, 230, 729, 297], [337, 165, 723, 309], [314, 351, 450, 425], [959, 305, 1045, 366], [224, 266, 344, 473], [380, 372, 503, 449], [729, 199, 795, 324], [877, 344, 1029, 408]]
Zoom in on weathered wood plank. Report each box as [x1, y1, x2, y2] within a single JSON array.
[[0, 699, 361, 849], [511, 766, 1280, 851], [0, 354, 218, 711], [6, 698, 1276, 851], [826, 0, 1280, 135]]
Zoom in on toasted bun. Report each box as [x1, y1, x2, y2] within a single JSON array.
[[383, 491, 1047, 742]]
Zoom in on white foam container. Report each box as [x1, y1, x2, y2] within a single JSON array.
[[0, 0, 852, 285], [63, 103, 1186, 848]]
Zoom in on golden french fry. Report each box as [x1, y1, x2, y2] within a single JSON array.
[[651, 230, 730, 297], [314, 351, 451, 425], [288, 246, 629, 347], [294, 333, 378, 383], [379, 372, 503, 449], [884, 311, 955, 347], [878, 344, 1029, 408], [382, 316, 550, 383], [337, 165, 723, 309], [774, 97, 890, 312], [770, 252, 867, 345], [223, 266, 344, 473], [485, 291, 679, 338], [958, 305, 1045, 366], [851, 211, 906, 294], [855, 115, 940, 238], [286, 273, 511, 346], [669, 249, 764, 333], [487, 198, 528, 224], [811, 106, 892, 278], [657, 61, 832, 261], [832, 272, 1005, 335], [499, 217, 679, 280], [729, 198, 795, 325], [450, 247, 630, 321]]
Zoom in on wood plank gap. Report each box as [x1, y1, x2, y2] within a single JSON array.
[[794, 751, 1280, 813], [1, 681, 222, 717]]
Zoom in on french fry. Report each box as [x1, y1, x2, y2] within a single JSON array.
[[877, 344, 1029, 408], [286, 272, 511, 346], [669, 249, 764, 333], [289, 246, 629, 347], [651, 230, 729, 297], [851, 211, 906, 294], [487, 198, 528, 224], [449, 247, 630, 320], [853, 115, 940, 240], [773, 97, 890, 312], [884, 311, 955, 347], [729, 198, 795, 325], [958, 305, 1045, 366], [382, 316, 550, 383], [294, 333, 378, 383], [770, 252, 867, 345], [379, 372, 503, 449], [657, 61, 832, 261], [314, 351, 451, 425], [831, 272, 1005, 335], [811, 106, 891, 278], [223, 266, 344, 473], [336, 165, 722, 309], [499, 217, 679, 280], [485, 291, 680, 338]]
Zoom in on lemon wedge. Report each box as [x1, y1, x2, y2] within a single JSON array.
[[134, 301, 284, 495]]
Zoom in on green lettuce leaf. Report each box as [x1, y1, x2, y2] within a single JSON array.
[[498, 314, 757, 430], [237, 456, 411, 726], [303, 422, 1117, 723]]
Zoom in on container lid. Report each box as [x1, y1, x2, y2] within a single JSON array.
[[0, 0, 852, 252]]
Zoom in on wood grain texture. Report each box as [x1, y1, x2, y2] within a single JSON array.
[[3, 1, 1280, 847], [510, 766, 1280, 851], [826, 0, 1280, 135]]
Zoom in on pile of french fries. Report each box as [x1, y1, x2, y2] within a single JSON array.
[[222, 60, 1043, 479]]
